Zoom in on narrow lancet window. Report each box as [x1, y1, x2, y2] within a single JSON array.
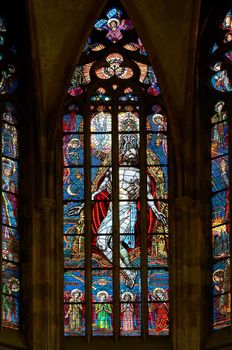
[[63, 4, 169, 337]]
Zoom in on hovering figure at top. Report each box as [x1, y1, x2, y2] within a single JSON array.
[[94, 7, 134, 43]]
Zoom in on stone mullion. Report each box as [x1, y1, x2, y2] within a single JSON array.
[[85, 98, 92, 341], [140, 103, 148, 340], [112, 95, 120, 339]]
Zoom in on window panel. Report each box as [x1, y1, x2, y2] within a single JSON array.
[[209, 12, 232, 328], [63, 4, 169, 337]]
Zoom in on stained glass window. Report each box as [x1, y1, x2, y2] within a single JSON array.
[[63, 4, 169, 337], [208, 8, 232, 331], [0, 14, 20, 330]]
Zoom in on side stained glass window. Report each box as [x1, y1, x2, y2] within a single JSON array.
[[0, 15, 20, 329], [63, 4, 169, 337], [209, 9, 232, 331]]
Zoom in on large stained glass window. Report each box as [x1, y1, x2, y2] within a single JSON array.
[[63, 4, 169, 337], [0, 14, 20, 329], [208, 8, 232, 331]]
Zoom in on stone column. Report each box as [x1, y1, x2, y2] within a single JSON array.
[[30, 198, 61, 350], [171, 196, 204, 350]]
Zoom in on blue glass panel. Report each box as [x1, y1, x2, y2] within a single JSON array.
[[92, 270, 113, 302], [64, 270, 85, 302], [91, 94, 111, 102], [210, 43, 218, 54], [2, 123, 19, 158], [212, 191, 229, 227], [147, 135, 168, 165], [64, 235, 84, 268], [119, 93, 139, 102], [120, 269, 141, 300], [63, 167, 84, 200], [2, 157, 19, 193], [63, 135, 84, 166], [211, 70, 232, 92], [63, 201, 84, 235], [211, 155, 229, 192], [148, 269, 169, 301]]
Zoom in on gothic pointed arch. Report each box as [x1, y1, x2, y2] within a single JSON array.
[[62, 1, 170, 341]]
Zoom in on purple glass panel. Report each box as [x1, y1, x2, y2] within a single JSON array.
[[120, 303, 141, 336], [2, 192, 18, 227]]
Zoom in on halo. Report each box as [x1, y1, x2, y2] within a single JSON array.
[[107, 18, 120, 27], [212, 269, 224, 281], [153, 287, 166, 301], [2, 158, 16, 173], [214, 101, 225, 112], [71, 289, 82, 298], [68, 138, 80, 148], [121, 291, 134, 301], [152, 113, 163, 124], [97, 290, 109, 300]]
